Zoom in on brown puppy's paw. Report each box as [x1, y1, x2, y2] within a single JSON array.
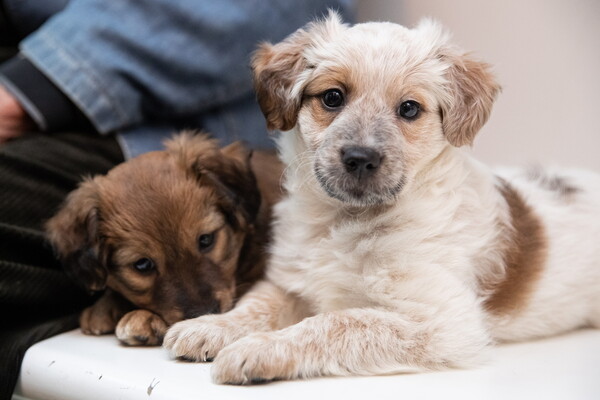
[[115, 310, 168, 346], [211, 332, 300, 385], [79, 305, 119, 335], [164, 314, 251, 362], [79, 290, 132, 335]]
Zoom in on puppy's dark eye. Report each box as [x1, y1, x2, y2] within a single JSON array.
[[398, 100, 421, 120], [198, 233, 215, 252], [133, 258, 155, 273], [322, 89, 344, 109]]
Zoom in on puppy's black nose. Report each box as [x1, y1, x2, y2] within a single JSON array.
[[341, 146, 381, 178]]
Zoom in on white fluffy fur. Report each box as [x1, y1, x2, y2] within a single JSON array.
[[164, 14, 600, 384]]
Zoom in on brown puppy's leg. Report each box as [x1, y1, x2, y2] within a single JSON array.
[[164, 281, 310, 362], [115, 310, 169, 346], [79, 289, 132, 335]]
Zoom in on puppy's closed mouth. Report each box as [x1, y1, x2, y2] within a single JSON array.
[[314, 163, 406, 206]]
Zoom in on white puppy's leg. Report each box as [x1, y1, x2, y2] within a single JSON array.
[[212, 302, 490, 384], [163, 280, 309, 361]]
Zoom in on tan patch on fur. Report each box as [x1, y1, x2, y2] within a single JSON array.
[[400, 114, 440, 150], [302, 96, 340, 131], [297, 67, 353, 132], [303, 67, 352, 98], [484, 180, 547, 316], [396, 102, 439, 150]]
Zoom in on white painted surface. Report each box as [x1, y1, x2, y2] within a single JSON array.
[[13, 329, 600, 400]]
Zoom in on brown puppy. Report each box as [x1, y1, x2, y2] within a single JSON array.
[[46, 132, 283, 345]]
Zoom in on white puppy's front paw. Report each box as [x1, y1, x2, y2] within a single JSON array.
[[211, 332, 301, 385], [163, 314, 250, 362]]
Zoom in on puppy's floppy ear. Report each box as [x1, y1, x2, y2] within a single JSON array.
[[418, 19, 501, 147], [438, 50, 501, 147], [209, 141, 261, 228], [251, 11, 347, 131], [45, 178, 107, 292]]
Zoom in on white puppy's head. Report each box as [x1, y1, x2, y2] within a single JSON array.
[[252, 12, 500, 206]]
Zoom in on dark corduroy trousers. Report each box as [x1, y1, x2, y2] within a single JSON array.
[[0, 131, 123, 399]]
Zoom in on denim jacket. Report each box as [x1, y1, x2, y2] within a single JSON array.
[[4, 0, 354, 158]]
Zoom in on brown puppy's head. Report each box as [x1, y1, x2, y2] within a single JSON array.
[[46, 133, 260, 324], [252, 12, 500, 206]]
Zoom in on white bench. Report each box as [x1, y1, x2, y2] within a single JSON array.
[[12, 329, 600, 400]]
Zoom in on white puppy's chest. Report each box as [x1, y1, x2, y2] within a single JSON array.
[[269, 212, 386, 313], [267, 182, 498, 316], [268, 199, 440, 313]]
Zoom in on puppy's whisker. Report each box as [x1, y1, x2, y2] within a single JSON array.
[[282, 152, 315, 179], [282, 153, 320, 191]]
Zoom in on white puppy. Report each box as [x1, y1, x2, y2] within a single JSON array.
[[164, 13, 600, 384]]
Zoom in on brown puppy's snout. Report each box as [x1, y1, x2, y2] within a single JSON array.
[[158, 277, 224, 324], [341, 146, 381, 180]]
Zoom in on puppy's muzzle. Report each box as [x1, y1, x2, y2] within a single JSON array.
[[341, 146, 381, 180]]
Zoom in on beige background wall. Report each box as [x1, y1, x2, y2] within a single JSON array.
[[357, 0, 600, 171]]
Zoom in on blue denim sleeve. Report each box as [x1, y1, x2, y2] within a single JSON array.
[[19, 0, 354, 135]]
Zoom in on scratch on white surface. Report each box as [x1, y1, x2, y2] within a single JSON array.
[[47, 361, 55, 368], [147, 377, 160, 396]]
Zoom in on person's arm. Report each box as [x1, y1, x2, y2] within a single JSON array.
[[2, 0, 354, 135], [0, 54, 92, 134]]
